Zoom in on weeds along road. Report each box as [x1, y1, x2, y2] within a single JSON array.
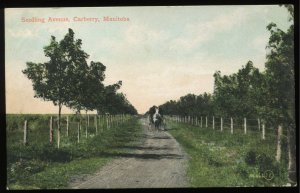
[[69, 118, 189, 188]]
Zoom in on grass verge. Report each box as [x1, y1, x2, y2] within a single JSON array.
[[167, 121, 289, 187], [7, 116, 144, 189]]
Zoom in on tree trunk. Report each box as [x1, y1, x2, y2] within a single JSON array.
[[57, 104, 62, 149], [287, 125, 296, 184], [50, 116, 53, 144], [85, 110, 88, 138], [275, 124, 283, 162]]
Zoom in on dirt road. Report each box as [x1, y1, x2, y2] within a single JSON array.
[[69, 118, 189, 189]]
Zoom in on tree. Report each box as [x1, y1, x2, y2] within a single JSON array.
[[23, 34, 72, 148], [213, 61, 263, 119], [23, 28, 95, 148], [264, 5, 295, 183]]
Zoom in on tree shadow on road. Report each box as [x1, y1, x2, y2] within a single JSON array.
[[149, 136, 172, 139], [97, 151, 184, 160], [113, 145, 174, 151], [98, 152, 184, 160]]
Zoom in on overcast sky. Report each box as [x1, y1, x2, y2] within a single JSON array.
[[5, 5, 292, 114]]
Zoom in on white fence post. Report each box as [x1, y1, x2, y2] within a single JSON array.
[[85, 121, 88, 138], [100, 115, 102, 132], [106, 115, 109, 129], [212, 116, 215, 130], [205, 116, 208, 128], [244, 118, 247, 134], [201, 116, 203, 128], [221, 117, 223, 132], [95, 115, 98, 135], [50, 116, 53, 144], [66, 116, 69, 137], [77, 122, 80, 143], [23, 120, 28, 145], [262, 123, 265, 140], [231, 117, 233, 134]]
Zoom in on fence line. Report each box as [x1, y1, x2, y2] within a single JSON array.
[[19, 114, 132, 148], [166, 115, 288, 141], [167, 114, 290, 163]]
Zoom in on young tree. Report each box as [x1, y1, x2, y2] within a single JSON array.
[[264, 5, 295, 183], [23, 34, 73, 148], [23, 28, 95, 148]]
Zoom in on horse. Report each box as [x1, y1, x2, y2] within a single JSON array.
[[148, 106, 164, 132]]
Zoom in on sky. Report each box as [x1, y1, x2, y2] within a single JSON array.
[[5, 5, 292, 114]]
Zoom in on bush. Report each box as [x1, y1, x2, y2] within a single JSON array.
[[245, 150, 257, 165]]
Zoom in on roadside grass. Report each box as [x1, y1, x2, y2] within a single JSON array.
[[7, 116, 144, 189], [167, 121, 289, 187]]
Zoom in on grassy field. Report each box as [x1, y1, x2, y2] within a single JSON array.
[[6, 114, 144, 189], [166, 120, 289, 187]]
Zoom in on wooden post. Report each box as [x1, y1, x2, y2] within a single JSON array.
[[23, 120, 28, 145], [66, 116, 69, 137], [201, 116, 203, 128], [275, 125, 283, 162], [106, 115, 109, 129], [110, 115, 113, 128], [212, 116, 215, 130], [205, 116, 208, 128], [262, 123, 265, 140], [230, 117, 233, 134], [99, 115, 102, 131], [244, 118, 247, 134], [50, 116, 53, 144], [77, 122, 80, 143], [220, 117, 223, 132], [258, 118, 260, 131], [95, 115, 98, 135], [85, 122, 88, 139], [196, 117, 198, 126]]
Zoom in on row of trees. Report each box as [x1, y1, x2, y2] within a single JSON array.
[[158, 5, 295, 183], [158, 93, 213, 117], [23, 28, 137, 148]]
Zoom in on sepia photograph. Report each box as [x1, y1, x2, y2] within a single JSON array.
[[4, 4, 297, 190]]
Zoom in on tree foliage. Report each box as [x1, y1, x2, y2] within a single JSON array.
[[23, 28, 137, 128], [158, 93, 213, 117]]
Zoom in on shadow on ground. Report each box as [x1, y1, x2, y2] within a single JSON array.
[[97, 152, 184, 160], [113, 145, 174, 151]]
